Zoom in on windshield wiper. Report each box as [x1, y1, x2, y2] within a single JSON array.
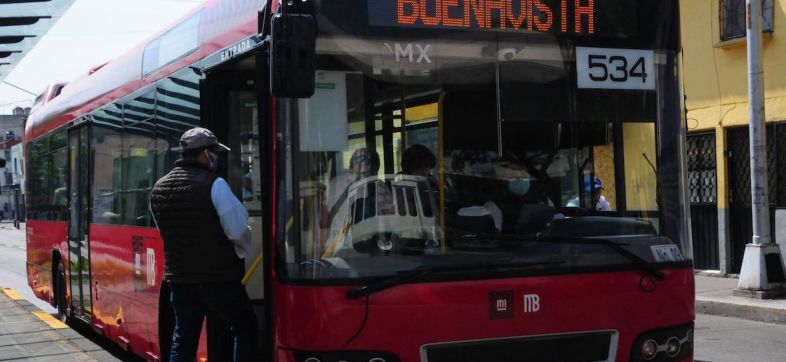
[[452, 233, 666, 281], [346, 259, 565, 299], [543, 236, 666, 281]]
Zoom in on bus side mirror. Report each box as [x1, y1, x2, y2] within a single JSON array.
[[269, 13, 316, 98], [0, 158, 6, 168]]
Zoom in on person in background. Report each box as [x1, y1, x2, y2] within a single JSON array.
[[401, 144, 436, 177], [150, 127, 256, 362], [591, 176, 612, 211]]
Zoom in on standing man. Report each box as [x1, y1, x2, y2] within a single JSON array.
[[151, 127, 256, 362]]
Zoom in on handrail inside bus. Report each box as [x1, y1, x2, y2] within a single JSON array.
[[242, 217, 294, 285]]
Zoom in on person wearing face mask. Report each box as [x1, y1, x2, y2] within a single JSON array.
[[150, 127, 256, 362]]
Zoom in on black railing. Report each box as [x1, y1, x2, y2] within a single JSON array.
[[721, 0, 774, 41]]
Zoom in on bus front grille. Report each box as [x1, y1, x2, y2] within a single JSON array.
[[421, 330, 618, 362]]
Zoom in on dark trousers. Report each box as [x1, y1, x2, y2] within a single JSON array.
[[169, 281, 257, 362]]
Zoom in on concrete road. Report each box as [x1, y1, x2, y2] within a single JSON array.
[[0, 223, 55, 312], [695, 313, 786, 362]]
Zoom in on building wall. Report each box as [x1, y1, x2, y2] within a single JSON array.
[[0, 111, 26, 221], [681, 0, 786, 273], [0, 114, 25, 141], [682, 0, 786, 132]]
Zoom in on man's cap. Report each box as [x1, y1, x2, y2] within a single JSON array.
[[594, 177, 603, 189], [179, 127, 230, 151], [584, 176, 603, 191]]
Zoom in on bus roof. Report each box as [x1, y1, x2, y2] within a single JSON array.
[[25, 0, 266, 141]]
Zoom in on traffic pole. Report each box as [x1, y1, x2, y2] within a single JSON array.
[[736, 0, 786, 297]]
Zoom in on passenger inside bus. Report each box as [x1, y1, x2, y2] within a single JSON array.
[[400, 144, 436, 177]]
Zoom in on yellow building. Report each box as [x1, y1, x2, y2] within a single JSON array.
[[681, 0, 786, 274]]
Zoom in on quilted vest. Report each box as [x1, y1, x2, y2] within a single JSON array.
[[150, 158, 242, 283]]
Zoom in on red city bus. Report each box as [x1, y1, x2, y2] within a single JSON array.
[[26, 0, 694, 361]]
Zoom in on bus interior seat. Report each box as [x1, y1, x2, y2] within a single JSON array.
[[456, 206, 497, 235]]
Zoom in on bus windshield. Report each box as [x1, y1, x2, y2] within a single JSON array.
[[277, 1, 687, 282]]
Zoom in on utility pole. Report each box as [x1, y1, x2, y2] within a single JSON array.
[[735, 0, 786, 298]]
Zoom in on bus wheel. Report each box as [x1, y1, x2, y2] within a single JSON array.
[[158, 283, 174, 362], [56, 262, 70, 324]]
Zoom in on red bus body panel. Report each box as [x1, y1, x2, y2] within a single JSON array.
[[27, 220, 209, 360], [26, 220, 68, 304], [89, 224, 165, 356], [272, 268, 694, 361], [24, 0, 263, 142]]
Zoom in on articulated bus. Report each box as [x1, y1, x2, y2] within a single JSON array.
[[26, 0, 694, 361]]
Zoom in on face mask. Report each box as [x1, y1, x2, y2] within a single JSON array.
[[206, 150, 219, 171], [508, 178, 530, 196]]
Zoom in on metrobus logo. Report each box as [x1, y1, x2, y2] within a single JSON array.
[[146, 248, 156, 287], [489, 290, 514, 319], [522, 293, 541, 313]]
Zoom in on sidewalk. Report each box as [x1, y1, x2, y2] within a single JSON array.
[[695, 273, 786, 324], [0, 287, 118, 361], [0, 220, 24, 230]]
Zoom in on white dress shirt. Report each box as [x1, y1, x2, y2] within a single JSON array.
[[211, 177, 251, 259]]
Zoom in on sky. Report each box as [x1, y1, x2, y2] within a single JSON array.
[[0, 0, 203, 114]]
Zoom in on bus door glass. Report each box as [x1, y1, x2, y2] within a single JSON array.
[[228, 80, 264, 300], [203, 55, 265, 300], [67, 125, 92, 318]]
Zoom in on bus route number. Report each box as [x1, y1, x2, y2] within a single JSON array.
[[576, 47, 655, 91]]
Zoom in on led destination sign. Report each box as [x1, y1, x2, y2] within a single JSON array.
[[362, 0, 661, 39], [369, 0, 597, 34]]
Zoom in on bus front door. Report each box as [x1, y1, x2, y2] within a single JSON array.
[[67, 125, 92, 320], [201, 51, 267, 359]]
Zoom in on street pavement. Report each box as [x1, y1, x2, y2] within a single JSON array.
[[695, 313, 786, 362], [0, 288, 118, 361], [0, 222, 57, 313]]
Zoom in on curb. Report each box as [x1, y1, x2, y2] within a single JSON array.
[[1, 287, 68, 328], [694, 270, 739, 279], [696, 297, 786, 324]]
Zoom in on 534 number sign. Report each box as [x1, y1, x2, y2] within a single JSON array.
[[576, 47, 655, 90]]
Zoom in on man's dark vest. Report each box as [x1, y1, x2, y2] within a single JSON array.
[[150, 159, 242, 283]]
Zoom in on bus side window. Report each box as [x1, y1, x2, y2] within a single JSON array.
[[405, 187, 418, 217], [395, 186, 406, 216]]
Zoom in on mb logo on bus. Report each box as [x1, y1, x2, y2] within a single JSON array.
[[522, 293, 541, 313]]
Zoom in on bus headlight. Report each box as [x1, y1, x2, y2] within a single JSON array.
[[665, 337, 681, 357], [641, 339, 657, 360], [630, 322, 693, 362]]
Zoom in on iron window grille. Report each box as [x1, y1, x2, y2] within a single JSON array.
[[721, 0, 774, 41], [687, 133, 717, 205]]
